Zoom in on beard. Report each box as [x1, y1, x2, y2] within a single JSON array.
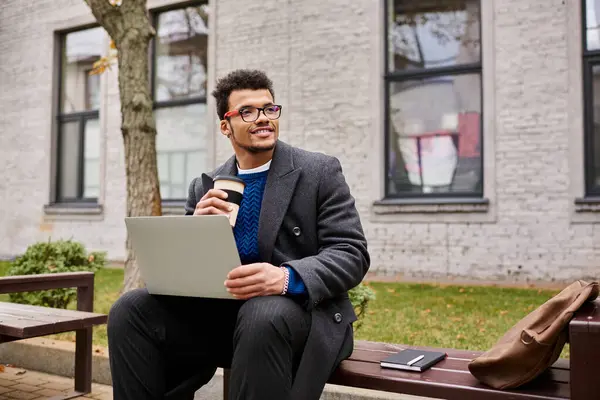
[[230, 125, 276, 153]]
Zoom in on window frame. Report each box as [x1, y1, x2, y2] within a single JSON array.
[[53, 24, 102, 205], [382, 0, 484, 200], [582, 0, 600, 197], [149, 0, 209, 202]]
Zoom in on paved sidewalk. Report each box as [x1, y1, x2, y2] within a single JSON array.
[[0, 366, 112, 400]]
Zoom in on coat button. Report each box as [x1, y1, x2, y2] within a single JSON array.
[[293, 227, 301, 236], [333, 312, 342, 323]]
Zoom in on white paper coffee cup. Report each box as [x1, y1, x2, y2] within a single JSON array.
[[213, 175, 245, 227]]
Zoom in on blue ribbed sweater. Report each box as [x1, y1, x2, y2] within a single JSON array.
[[233, 169, 306, 296]]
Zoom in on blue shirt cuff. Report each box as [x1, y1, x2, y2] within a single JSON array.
[[284, 265, 307, 296]]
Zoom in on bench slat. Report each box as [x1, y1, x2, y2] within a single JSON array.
[[330, 359, 569, 400], [339, 340, 571, 399], [0, 301, 105, 319], [351, 341, 570, 370], [353, 340, 482, 360], [350, 348, 474, 372], [0, 301, 102, 317], [0, 302, 107, 339], [349, 344, 571, 384], [0, 272, 94, 294], [0, 308, 87, 323]]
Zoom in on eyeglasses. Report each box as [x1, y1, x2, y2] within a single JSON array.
[[224, 105, 282, 123]]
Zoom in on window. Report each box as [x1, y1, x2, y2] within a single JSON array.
[[584, 0, 600, 196], [55, 26, 104, 203], [384, 0, 482, 198], [152, 2, 209, 201]]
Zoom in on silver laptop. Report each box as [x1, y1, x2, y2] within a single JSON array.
[[124, 215, 241, 299]]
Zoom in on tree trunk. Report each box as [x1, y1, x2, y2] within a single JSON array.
[[85, 0, 162, 293], [119, 27, 162, 293]]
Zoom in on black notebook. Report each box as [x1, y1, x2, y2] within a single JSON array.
[[380, 349, 447, 372]]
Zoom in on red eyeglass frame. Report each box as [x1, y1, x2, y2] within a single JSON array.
[[223, 105, 282, 120], [223, 110, 239, 118]]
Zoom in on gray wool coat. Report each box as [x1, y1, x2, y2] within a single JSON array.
[[184, 140, 370, 400]]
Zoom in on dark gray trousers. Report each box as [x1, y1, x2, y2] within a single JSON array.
[[107, 288, 311, 400]]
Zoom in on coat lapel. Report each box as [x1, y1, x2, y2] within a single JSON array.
[[257, 141, 301, 263], [217, 155, 238, 178]]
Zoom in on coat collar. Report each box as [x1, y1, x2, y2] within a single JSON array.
[[217, 140, 296, 178]]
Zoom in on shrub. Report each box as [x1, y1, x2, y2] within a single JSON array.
[[349, 281, 376, 331], [8, 239, 106, 309]]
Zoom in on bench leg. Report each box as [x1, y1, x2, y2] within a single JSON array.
[[47, 284, 96, 400], [74, 326, 93, 394], [42, 328, 93, 400], [570, 316, 600, 400], [223, 368, 230, 400]]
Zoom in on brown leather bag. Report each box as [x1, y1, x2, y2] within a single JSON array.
[[468, 280, 599, 389]]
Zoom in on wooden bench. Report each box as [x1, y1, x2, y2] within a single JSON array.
[[0, 272, 108, 399], [223, 298, 600, 399]]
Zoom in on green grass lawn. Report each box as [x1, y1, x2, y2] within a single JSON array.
[[0, 261, 568, 357], [355, 282, 567, 356]]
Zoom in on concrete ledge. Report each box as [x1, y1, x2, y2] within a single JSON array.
[[0, 337, 112, 385], [0, 338, 429, 399]]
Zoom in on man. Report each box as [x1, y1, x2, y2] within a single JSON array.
[[107, 69, 370, 400]]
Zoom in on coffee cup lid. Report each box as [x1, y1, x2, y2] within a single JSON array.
[[213, 175, 246, 186]]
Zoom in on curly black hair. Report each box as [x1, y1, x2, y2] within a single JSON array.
[[211, 69, 275, 120]]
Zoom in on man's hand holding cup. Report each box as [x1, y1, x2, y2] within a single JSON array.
[[193, 175, 245, 227], [193, 189, 233, 216]]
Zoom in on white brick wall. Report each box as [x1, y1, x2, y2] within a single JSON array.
[[0, 0, 598, 283]]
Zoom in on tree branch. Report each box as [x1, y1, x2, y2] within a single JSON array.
[[84, 0, 123, 39]]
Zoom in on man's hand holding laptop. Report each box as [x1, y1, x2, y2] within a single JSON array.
[[224, 262, 285, 300]]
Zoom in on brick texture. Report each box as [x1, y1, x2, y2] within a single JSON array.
[[0, 0, 127, 259], [0, 0, 598, 283], [0, 366, 111, 399]]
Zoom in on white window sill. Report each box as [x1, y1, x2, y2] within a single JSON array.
[[574, 197, 600, 212], [370, 197, 494, 223], [43, 203, 104, 221], [572, 197, 600, 223]]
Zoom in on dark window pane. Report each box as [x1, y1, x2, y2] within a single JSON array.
[[154, 5, 209, 102], [155, 103, 208, 199], [59, 120, 81, 199], [61, 27, 104, 113], [388, 0, 480, 72], [387, 73, 482, 195], [587, 0, 600, 51], [58, 118, 100, 201], [83, 118, 100, 199], [85, 73, 101, 110], [591, 65, 600, 190]]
